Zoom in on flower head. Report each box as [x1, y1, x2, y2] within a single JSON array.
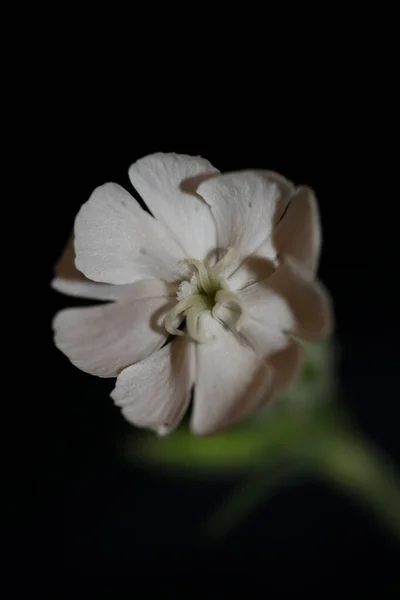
[[52, 153, 332, 435]]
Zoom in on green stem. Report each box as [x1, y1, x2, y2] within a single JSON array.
[[201, 458, 302, 542], [202, 414, 400, 543], [302, 426, 400, 538]]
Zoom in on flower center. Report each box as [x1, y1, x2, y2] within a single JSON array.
[[165, 248, 246, 343]]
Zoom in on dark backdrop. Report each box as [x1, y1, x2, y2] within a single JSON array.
[[10, 111, 399, 593]]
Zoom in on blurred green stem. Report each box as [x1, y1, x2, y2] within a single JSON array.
[[204, 414, 400, 542], [202, 458, 303, 541], [303, 425, 400, 538]]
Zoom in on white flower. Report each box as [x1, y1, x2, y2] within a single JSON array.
[[52, 153, 332, 436]]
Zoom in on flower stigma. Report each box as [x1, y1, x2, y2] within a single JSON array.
[[165, 248, 246, 343]]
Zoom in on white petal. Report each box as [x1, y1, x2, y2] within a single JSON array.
[[259, 170, 295, 193], [237, 276, 294, 357], [273, 186, 321, 276], [197, 171, 288, 277], [257, 343, 303, 411], [191, 315, 272, 436], [239, 319, 291, 358], [112, 337, 194, 435], [53, 280, 176, 377], [51, 276, 146, 301], [227, 171, 294, 290], [74, 183, 185, 284], [226, 235, 278, 292], [239, 258, 332, 343], [129, 153, 219, 260], [212, 303, 289, 359], [52, 233, 146, 301]]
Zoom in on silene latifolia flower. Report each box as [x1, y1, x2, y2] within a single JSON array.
[[52, 153, 332, 436]]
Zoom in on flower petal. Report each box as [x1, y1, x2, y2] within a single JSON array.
[[52, 233, 148, 300], [226, 236, 277, 292], [129, 153, 219, 260], [239, 318, 291, 358], [257, 343, 303, 411], [53, 280, 176, 377], [51, 276, 143, 301], [273, 186, 321, 276], [191, 315, 272, 436], [111, 337, 194, 435], [227, 171, 294, 290], [74, 183, 185, 284], [239, 258, 332, 342], [197, 171, 288, 277], [211, 302, 289, 359]]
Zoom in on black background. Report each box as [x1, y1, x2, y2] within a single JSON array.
[[10, 95, 399, 593]]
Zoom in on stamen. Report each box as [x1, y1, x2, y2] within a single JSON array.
[[165, 248, 246, 343], [213, 289, 246, 331], [180, 259, 213, 294], [165, 294, 208, 336], [186, 306, 213, 343], [213, 247, 237, 273]]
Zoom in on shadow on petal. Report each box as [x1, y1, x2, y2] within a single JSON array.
[[179, 171, 220, 199], [257, 343, 303, 411], [272, 186, 321, 277], [268, 259, 334, 340]]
